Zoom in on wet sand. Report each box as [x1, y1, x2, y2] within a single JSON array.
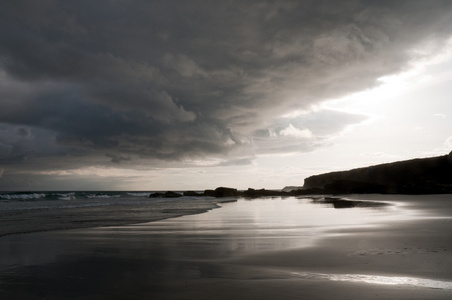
[[0, 197, 227, 237], [1, 195, 452, 299]]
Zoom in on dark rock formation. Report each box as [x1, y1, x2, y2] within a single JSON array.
[[289, 188, 332, 195], [304, 152, 452, 194], [202, 187, 238, 197], [156, 187, 332, 199], [213, 187, 238, 197], [311, 197, 391, 209], [324, 180, 390, 194], [183, 191, 201, 197], [281, 186, 303, 192], [243, 188, 285, 197], [149, 192, 164, 198], [202, 189, 216, 197], [149, 191, 182, 198]]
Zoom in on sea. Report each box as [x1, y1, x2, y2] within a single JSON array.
[[0, 190, 218, 237], [0, 191, 184, 211]]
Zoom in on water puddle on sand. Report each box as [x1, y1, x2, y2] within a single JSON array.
[[291, 272, 452, 290]]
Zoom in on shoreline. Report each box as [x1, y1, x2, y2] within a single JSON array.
[[1, 193, 449, 237], [223, 194, 452, 297], [1, 194, 452, 299], [0, 194, 399, 237], [0, 197, 235, 237]]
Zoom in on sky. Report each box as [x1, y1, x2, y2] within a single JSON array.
[[1, 0, 452, 191]]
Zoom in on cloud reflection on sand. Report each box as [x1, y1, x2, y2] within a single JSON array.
[[291, 272, 452, 289]]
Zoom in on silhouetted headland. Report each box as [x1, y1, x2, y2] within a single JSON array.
[[304, 151, 452, 194], [152, 151, 452, 198]]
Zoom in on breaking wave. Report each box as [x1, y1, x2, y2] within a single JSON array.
[[0, 191, 201, 213]]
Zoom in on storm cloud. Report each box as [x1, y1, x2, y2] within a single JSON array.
[[1, 0, 452, 184]]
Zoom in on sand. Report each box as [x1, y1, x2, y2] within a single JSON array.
[[0, 197, 228, 237], [1, 195, 452, 299]]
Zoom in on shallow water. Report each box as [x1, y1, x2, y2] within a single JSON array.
[[290, 272, 452, 290], [0, 196, 448, 298], [108, 197, 407, 256]]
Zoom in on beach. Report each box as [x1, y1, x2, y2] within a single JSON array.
[[0, 193, 225, 237], [1, 194, 452, 299]]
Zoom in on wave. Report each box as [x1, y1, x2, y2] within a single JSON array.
[[0, 193, 47, 201], [56, 192, 76, 200], [0, 192, 81, 201], [85, 193, 121, 199], [0, 194, 180, 212], [127, 192, 151, 197], [0, 191, 137, 202]]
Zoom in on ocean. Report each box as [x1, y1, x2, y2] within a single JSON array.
[[0, 191, 165, 211], [0, 191, 219, 237]]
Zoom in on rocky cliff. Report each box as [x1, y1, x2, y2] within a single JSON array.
[[303, 151, 452, 194]]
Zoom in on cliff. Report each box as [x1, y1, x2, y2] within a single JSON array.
[[281, 186, 303, 192], [303, 151, 452, 194]]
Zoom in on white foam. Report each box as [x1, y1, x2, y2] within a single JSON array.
[[57, 192, 76, 200], [0, 193, 47, 200], [127, 192, 151, 197], [86, 194, 121, 199]]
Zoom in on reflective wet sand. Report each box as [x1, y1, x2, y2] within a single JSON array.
[[1, 195, 452, 299]]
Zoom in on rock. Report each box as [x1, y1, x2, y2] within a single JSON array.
[[243, 188, 284, 197], [281, 186, 303, 192], [312, 197, 390, 209], [203, 189, 216, 197], [183, 191, 200, 196], [149, 191, 182, 198], [303, 153, 452, 194], [163, 191, 182, 198], [324, 180, 389, 194], [289, 188, 330, 195], [214, 187, 238, 197], [149, 192, 164, 198], [202, 188, 238, 197]]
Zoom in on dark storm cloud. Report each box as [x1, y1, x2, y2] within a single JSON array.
[[1, 0, 452, 174]]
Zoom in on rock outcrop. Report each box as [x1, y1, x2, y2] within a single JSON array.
[[213, 187, 238, 197], [281, 186, 303, 192], [303, 152, 452, 194], [183, 191, 201, 197], [149, 191, 182, 198]]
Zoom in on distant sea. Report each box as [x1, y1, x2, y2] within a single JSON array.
[[0, 191, 184, 211], [0, 191, 220, 237]]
